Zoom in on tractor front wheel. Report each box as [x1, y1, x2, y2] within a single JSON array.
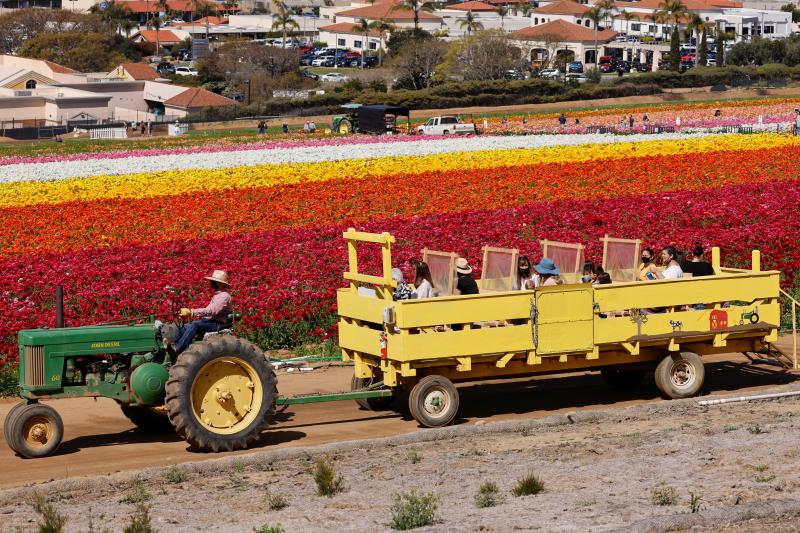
[[7, 403, 64, 459], [3, 401, 27, 446], [165, 335, 277, 452], [120, 404, 173, 433]]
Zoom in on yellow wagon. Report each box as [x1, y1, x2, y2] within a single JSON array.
[[337, 229, 784, 427]]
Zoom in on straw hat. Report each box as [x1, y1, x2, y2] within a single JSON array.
[[455, 258, 472, 275], [534, 258, 560, 276], [204, 270, 230, 285]]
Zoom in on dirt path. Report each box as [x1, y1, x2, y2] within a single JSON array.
[[2, 367, 800, 532], [1, 352, 797, 491]]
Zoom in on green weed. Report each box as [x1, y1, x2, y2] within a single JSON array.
[[408, 450, 423, 464], [122, 504, 154, 533], [314, 457, 345, 497], [253, 526, 284, 533], [162, 465, 187, 484], [474, 481, 503, 508], [389, 490, 439, 530], [265, 489, 289, 511], [0, 363, 19, 398], [689, 492, 701, 513], [121, 477, 151, 504], [511, 474, 545, 497], [747, 424, 766, 434], [32, 493, 66, 533], [651, 486, 679, 506]]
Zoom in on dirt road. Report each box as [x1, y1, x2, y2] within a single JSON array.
[[1, 351, 796, 490]]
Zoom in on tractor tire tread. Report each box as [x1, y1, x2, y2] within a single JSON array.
[[8, 403, 63, 459]]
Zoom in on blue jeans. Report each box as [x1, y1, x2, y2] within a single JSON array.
[[175, 318, 225, 354]]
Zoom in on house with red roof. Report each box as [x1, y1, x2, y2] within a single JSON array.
[[330, 2, 444, 31], [511, 19, 617, 66]]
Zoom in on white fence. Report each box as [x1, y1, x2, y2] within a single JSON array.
[[90, 127, 128, 140]]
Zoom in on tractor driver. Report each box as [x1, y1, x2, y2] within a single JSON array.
[[174, 270, 233, 354]]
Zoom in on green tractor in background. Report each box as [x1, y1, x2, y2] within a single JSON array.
[[3, 288, 278, 458], [331, 104, 411, 135]]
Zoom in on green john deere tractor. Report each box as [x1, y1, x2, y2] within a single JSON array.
[[3, 289, 278, 458]]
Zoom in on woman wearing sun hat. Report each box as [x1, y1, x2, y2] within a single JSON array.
[[174, 270, 233, 354], [534, 258, 563, 287], [454, 258, 479, 295]]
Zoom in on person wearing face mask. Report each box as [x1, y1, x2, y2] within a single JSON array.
[[638, 248, 656, 281], [646, 246, 684, 280], [516, 256, 535, 290]]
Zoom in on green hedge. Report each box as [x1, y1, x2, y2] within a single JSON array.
[[190, 80, 662, 121], [618, 64, 800, 88]]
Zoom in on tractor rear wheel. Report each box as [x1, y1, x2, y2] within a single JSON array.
[[337, 119, 352, 134], [7, 403, 63, 459], [165, 335, 277, 452], [409, 375, 459, 428], [120, 404, 173, 433], [351, 376, 394, 411]]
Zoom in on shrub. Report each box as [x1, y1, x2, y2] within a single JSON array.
[[0, 362, 19, 398], [163, 465, 187, 484], [254, 526, 284, 533], [314, 457, 345, 497], [474, 481, 503, 508], [121, 477, 151, 504], [689, 492, 701, 513], [32, 493, 66, 533], [408, 450, 422, 464], [651, 486, 679, 506], [265, 489, 289, 510], [389, 490, 439, 530], [122, 504, 154, 533], [512, 474, 545, 497]]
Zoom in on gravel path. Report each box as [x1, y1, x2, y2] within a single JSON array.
[[2, 387, 800, 532]]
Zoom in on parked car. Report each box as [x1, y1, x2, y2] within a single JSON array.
[[417, 116, 475, 135], [539, 68, 561, 79], [155, 62, 176, 75], [565, 73, 588, 84], [567, 61, 583, 73], [312, 56, 335, 67], [300, 54, 316, 65], [300, 69, 319, 80], [504, 69, 526, 80], [320, 72, 348, 83], [174, 66, 199, 76], [598, 56, 616, 73]]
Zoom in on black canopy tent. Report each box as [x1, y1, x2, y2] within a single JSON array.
[[356, 105, 411, 134]]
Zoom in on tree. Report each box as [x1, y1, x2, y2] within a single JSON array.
[[19, 31, 137, 71], [495, 5, 508, 29], [781, 3, 800, 23], [458, 11, 484, 37], [390, 38, 446, 89], [596, 0, 616, 29], [393, 0, 434, 31], [450, 29, 524, 80], [352, 18, 372, 68], [716, 29, 725, 66], [583, 5, 603, 65], [620, 9, 635, 36], [697, 27, 708, 66], [271, 1, 299, 48], [90, 0, 134, 35], [686, 13, 704, 48], [657, 0, 687, 70], [518, 0, 532, 16], [196, 1, 218, 40], [0, 8, 110, 54], [152, 16, 163, 55], [647, 11, 663, 41], [370, 18, 395, 66]]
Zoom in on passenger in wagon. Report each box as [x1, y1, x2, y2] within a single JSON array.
[[645, 246, 684, 280], [534, 258, 562, 287], [412, 261, 436, 299], [454, 258, 479, 295], [638, 248, 656, 281], [391, 268, 415, 301], [516, 256, 535, 290]]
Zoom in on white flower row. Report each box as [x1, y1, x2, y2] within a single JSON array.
[[0, 132, 716, 184]]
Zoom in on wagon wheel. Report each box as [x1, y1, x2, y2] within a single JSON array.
[[7, 403, 64, 459], [655, 351, 705, 399], [120, 404, 174, 433], [408, 375, 459, 428], [351, 375, 394, 411], [165, 336, 277, 452]]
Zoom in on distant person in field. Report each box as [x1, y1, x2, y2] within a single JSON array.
[[794, 108, 800, 136], [558, 113, 567, 127], [175, 270, 233, 354]]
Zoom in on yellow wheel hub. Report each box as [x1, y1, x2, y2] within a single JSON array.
[[23, 416, 54, 448], [339, 122, 350, 134], [191, 357, 262, 435]]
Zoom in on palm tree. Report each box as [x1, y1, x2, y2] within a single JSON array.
[[686, 12, 704, 48], [195, 0, 218, 40], [152, 15, 163, 55], [518, 0, 532, 16], [370, 18, 395, 67], [352, 18, 372, 68], [458, 10, 483, 37], [647, 11, 663, 41], [596, 0, 616, 30], [657, 0, 687, 70], [393, 0, 434, 31], [620, 9, 635, 36], [91, 0, 134, 35], [583, 5, 603, 65], [271, 1, 299, 48], [495, 4, 508, 29]]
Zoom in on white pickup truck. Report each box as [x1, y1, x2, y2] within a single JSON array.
[[417, 116, 476, 135]]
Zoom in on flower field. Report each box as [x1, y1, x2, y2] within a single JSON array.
[[2, 127, 800, 362]]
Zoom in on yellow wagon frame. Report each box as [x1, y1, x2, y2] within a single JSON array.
[[338, 229, 784, 389]]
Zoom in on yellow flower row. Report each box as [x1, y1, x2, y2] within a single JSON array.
[[2, 133, 797, 208]]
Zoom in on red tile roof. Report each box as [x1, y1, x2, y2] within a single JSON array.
[[318, 22, 383, 36], [117, 0, 218, 12], [44, 60, 77, 74], [449, 1, 497, 11], [532, 0, 589, 15], [512, 19, 617, 42], [336, 3, 442, 21], [133, 29, 182, 43], [120, 62, 159, 80], [164, 87, 237, 108], [613, 0, 741, 9]]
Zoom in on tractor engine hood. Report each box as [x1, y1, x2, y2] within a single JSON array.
[[19, 324, 158, 356]]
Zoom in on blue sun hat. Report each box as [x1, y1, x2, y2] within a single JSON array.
[[534, 258, 560, 276]]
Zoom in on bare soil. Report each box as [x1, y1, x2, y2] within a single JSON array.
[[2, 353, 800, 531]]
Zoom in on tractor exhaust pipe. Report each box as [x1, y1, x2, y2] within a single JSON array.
[[55, 285, 64, 328]]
